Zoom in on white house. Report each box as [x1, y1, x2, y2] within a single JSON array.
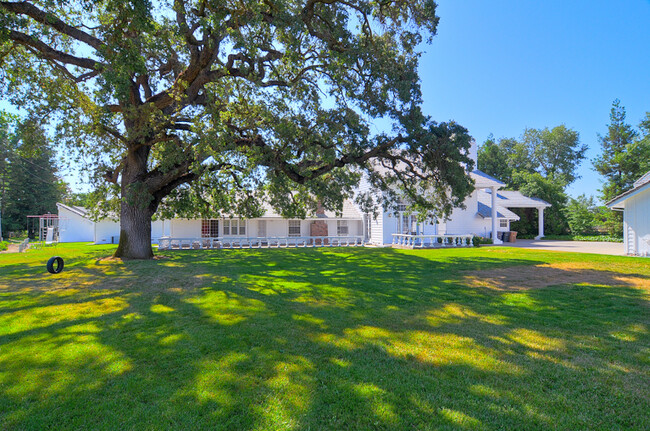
[[56, 200, 364, 245], [57, 142, 550, 248], [359, 141, 550, 246], [606, 171, 650, 256], [359, 169, 550, 246]]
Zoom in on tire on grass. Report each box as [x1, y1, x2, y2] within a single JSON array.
[[47, 256, 64, 274]]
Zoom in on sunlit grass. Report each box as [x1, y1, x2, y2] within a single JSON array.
[[0, 243, 648, 430]]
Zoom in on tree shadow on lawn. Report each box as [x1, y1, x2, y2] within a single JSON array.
[[0, 247, 648, 430]]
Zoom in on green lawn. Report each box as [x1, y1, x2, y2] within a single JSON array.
[[0, 244, 648, 430]]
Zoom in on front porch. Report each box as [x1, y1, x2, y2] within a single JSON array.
[[158, 235, 365, 250]]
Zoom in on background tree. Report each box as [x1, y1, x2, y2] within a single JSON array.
[[593, 100, 650, 235], [478, 125, 585, 236], [0, 119, 65, 237], [0, 0, 474, 259], [564, 194, 598, 236], [0, 111, 14, 241]]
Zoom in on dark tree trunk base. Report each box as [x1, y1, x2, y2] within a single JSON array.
[[113, 201, 155, 260]]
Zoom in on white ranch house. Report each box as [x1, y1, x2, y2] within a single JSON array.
[[607, 171, 650, 256], [57, 143, 550, 249]]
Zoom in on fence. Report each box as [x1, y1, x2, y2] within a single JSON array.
[[391, 234, 473, 248], [158, 236, 365, 250]]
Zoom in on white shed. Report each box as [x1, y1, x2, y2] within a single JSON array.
[[56, 203, 95, 243], [607, 171, 650, 256], [57, 203, 168, 244]]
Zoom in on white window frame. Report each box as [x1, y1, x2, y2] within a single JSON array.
[[337, 220, 349, 236], [500, 219, 509, 228], [223, 219, 246, 236], [288, 220, 301, 237]]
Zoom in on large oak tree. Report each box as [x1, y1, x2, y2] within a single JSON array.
[[0, 0, 474, 259]]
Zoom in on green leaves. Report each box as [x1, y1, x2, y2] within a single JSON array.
[[593, 99, 650, 203], [0, 1, 481, 256]]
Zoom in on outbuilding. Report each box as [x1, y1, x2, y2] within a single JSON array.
[[607, 171, 650, 256]]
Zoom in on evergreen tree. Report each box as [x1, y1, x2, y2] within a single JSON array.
[[1, 120, 65, 236], [592, 100, 650, 235], [593, 100, 645, 201]]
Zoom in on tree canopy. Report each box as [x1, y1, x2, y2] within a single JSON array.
[[0, 115, 65, 237], [477, 125, 585, 236], [592, 100, 650, 235], [0, 0, 474, 258], [593, 100, 650, 202]]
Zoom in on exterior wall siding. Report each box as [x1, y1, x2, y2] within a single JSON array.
[[58, 207, 95, 242], [627, 188, 650, 255], [94, 219, 120, 244]]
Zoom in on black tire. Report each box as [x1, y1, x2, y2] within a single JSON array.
[[47, 256, 64, 274]]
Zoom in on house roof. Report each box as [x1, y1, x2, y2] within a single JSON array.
[[470, 170, 506, 188], [475, 190, 521, 221], [56, 202, 89, 218], [476, 201, 520, 220], [480, 189, 551, 208], [633, 171, 650, 188], [607, 171, 650, 210]]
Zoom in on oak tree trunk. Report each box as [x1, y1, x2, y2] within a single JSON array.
[[113, 144, 156, 259], [113, 201, 154, 259]]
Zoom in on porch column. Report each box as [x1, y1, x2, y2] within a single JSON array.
[[491, 186, 502, 244], [535, 207, 545, 240]]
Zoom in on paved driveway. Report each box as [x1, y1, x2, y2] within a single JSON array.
[[502, 239, 625, 256]]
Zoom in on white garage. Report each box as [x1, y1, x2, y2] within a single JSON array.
[[607, 171, 650, 257]]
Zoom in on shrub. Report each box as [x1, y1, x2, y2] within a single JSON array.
[[0, 241, 8, 251], [472, 236, 492, 246]]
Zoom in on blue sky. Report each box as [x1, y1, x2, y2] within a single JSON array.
[[419, 0, 650, 201]]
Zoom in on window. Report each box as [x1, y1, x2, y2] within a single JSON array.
[[201, 219, 219, 238], [223, 219, 246, 236], [400, 214, 416, 234], [500, 219, 509, 228], [337, 220, 349, 236], [257, 220, 267, 237], [288, 220, 301, 237]]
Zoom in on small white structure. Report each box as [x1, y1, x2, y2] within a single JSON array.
[[57, 203, 170, 244], [607, 171, 650, 256]]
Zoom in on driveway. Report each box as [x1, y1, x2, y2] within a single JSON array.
[[502, 239, 626, 256]]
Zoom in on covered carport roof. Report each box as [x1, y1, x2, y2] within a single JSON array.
[[481, 189, 551, 208]]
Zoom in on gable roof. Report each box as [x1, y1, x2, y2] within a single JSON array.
[[56, 202, 89, 218], [476, 201, 520, 220], [480, 189, 551, 208], [607, 171, 650, 210], [470, 170, 506, 188], [633, 171, 650, 188]]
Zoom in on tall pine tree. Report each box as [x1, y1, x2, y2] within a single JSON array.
[[1, 119, 64, 236], [593, 100, 650, 235]]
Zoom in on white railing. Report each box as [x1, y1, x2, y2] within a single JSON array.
[[391, 234, 473, 248], [158, 235, 365, 251]]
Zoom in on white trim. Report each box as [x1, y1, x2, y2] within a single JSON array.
[[607, 182, 650, 210]]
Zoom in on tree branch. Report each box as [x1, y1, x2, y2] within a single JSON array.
[[0, 1, 105, 50], [6, 29, 101, 70]]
